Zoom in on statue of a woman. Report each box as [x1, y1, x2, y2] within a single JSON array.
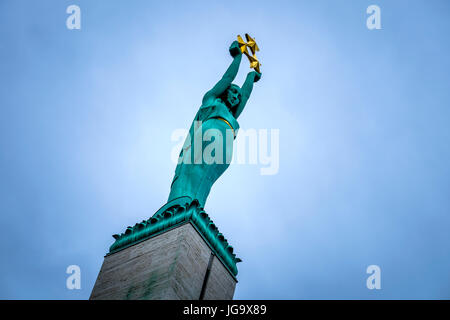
[[167, 40, 261, 208]]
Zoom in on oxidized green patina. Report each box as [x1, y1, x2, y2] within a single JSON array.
[[109, 197, 242, 276], [168, 40, 261, 207], [109, 40, 261, 276]]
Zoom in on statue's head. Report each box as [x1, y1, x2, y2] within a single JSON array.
[[219, 84, 242, 110]]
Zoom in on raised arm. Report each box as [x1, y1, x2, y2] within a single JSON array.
[[202, 41, 242, 105], [233, 71, 261, 119]]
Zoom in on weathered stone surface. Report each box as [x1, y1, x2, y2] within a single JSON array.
[[90, 222, 237, 300], [202, 255, 237, 300]]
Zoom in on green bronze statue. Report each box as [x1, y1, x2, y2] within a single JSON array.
[[109, 37, 261, 274], [167, 40, 261, 208]]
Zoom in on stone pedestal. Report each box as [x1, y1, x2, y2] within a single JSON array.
[[90, 222, 237, 300]]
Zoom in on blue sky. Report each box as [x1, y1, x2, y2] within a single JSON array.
[[1, 0, 449, 299]]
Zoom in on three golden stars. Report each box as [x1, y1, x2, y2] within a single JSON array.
[[237, 33, 261, 73]]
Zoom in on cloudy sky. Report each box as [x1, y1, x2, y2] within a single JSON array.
[[1, 0, 449, 299]]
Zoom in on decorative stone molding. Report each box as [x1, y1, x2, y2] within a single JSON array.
[[109, 197, 241, 276]]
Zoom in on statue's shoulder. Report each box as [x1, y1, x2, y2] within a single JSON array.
[[200, 98, 225, 109], [198, 99, 223, 117]]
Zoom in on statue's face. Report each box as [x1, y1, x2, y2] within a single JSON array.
[[227, 85, 241, 108]]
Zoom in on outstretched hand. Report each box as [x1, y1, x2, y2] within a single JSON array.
[[251, 71, 262, 83], [229, 41, 242, 58]]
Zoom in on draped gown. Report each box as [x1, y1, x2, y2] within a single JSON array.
[[167, 98, 239, 208]]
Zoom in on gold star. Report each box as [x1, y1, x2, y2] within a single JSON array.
[[237, 35, 248, 54], [245, 33, 259, 55], [237, 33, 261, 73], [245, 52, 261, 73]]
